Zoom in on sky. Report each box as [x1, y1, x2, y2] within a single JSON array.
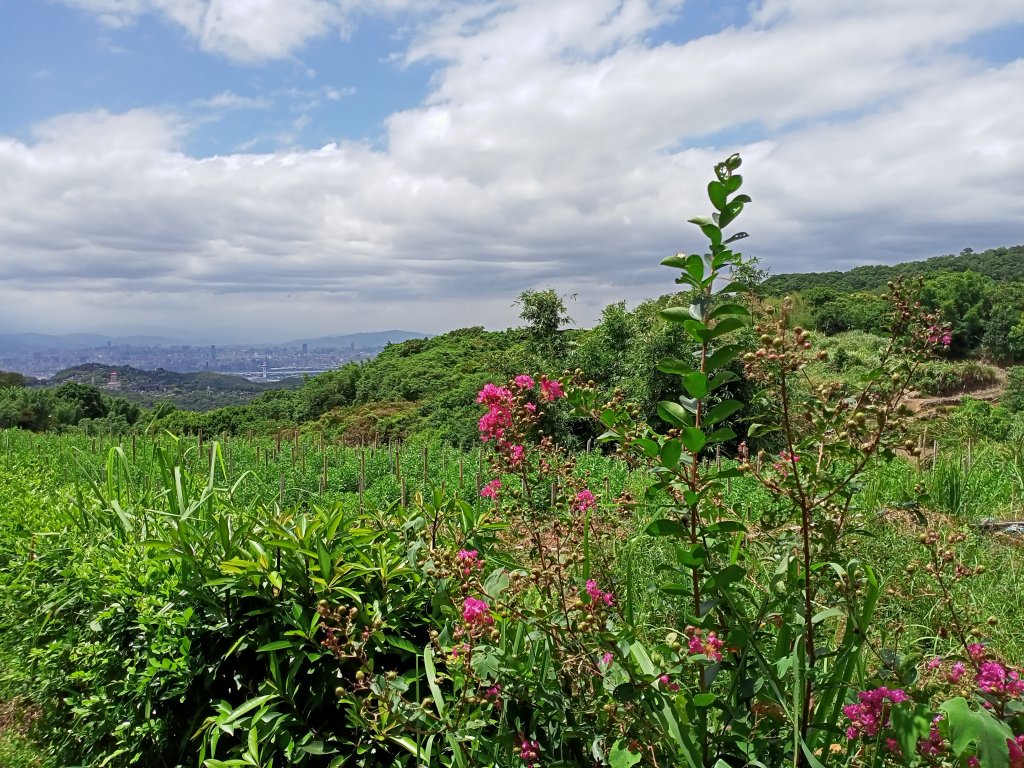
[[1, 0, 1023, 343]]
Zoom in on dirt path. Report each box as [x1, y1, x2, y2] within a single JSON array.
[[903, 366, 1007, 418]]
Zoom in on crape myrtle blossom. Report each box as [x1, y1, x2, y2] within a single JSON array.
[[457, 549, 484, 576], [462, 597, 493, 627], [574, 489, 596, 512], [585, 579, 614, 607], [843, 686, 910, 740], [539, 376, 564, 402], [687, 627, 724, 662], [480, 479, 502, 499]]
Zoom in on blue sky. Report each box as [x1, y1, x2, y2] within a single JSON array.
[[1, 0, 1023, 341]]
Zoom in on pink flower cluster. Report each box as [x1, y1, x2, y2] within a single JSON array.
[[482, 683, 502, 710], [477, 384, 514, 442], [457, 549, 484, 576], [977, 660, 1024, 697], [917, 715, 946, 757], [658, 674, 680, 692], [585, 579, 614, 607], [518, 737, 541, 767], [927, 325, 953, 348], [843, 686, 909, 740], [539, 376, 564, 402], [574, 489, 597, 512], [462, 597, 493, 627], [1009, 735, 1024, 768], [480, 479, 502, 499], [687, 628, 724, 662]]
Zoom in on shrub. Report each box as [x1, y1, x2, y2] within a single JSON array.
[[1006, 367, 1024, 413]]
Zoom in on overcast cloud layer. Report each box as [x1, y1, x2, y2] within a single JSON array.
[[2, 0, 1023, 341]]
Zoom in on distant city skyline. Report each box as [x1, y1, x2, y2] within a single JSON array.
[[2, 1, 1023, 338]]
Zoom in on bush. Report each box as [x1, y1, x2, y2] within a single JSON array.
[[1005, 366, 1024, 413], [914, 360, 999, 396]]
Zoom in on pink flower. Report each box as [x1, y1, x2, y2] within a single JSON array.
[[917, 715, 946, 757], [585, 579, 614, 606], [518, 737, 540, 767], [480, 479, 502, 499], [514, 374, 535, 389], [949, 661, 967, 683], [927, 656, 942, 671], [968, 757, 980, 768], [574, 489, 597, 512], [457, 549, 483, 575], [477, 383, 513, 406], [462, 597, 493, 627], [523, 402, 537, 413], [478, 406, 512, 441], [539, 376, 564, 401], [482, 683, 503, 709], [968, 643, 986, 661], [506, 443, 525, 465], [778, 450, 800, 463], [601, 652, 614, 668], [1008, 735, 1024, 768], [843, 687, 909, 740], [687, 628, 724, 662], [658, 674, 680, 692]]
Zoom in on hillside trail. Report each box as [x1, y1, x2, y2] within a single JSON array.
[[903, 366, 1008, 418]]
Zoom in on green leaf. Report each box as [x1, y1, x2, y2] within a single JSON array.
[[610, 740, 643, 768], [706, 427, 736, 443], [661, 307, 695, 324], [613, 682, 641, 702], [711, 564, 746, 588], [940, 697, 1013, 768], [683, 372, 710, 399], [661, 440, 682, 470], [256, 640, 294, 652], [892, 704, 933, 763], [689, 299, 708, 322], [716, 281, 752, 295], [688, 215, 715, 227], [692, 693, 716, 707], [661, 253, 688, 269], [705, 345, 742, 372], [707, 302, 751, 320], [680, 427, 707, 453], [722, 231, 748, 245], [724, 173, 742, 192], [706, 316, 746, 341], [658, 401, 691, 428], [718, 199, 744, 229], [700, 224, 722, 247], [423, 647, 446, 716], [704, 399, 743, 426], [646, 519, 689, 537], [658, 357, 696, 376], [633, 438, 661, 457], [707, 181, 728, 212]]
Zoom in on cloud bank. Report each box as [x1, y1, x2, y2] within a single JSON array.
[[2, 0, 1024, 339]]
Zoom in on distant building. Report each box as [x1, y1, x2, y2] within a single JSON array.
[[302, 343, 308, 354], [106, 371, 121, 391]]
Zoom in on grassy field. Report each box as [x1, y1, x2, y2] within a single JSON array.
[[1, 427, 1022, 765]]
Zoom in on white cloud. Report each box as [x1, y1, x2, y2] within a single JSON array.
[[58, 0, 441, 62], [5, 0, 1024, 337], [190, 91, 274, 110]]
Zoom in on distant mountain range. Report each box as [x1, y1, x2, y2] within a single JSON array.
[[0, 333, 187, 350], [280, 331, 432, 349], [0, 329, 429, 351]]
